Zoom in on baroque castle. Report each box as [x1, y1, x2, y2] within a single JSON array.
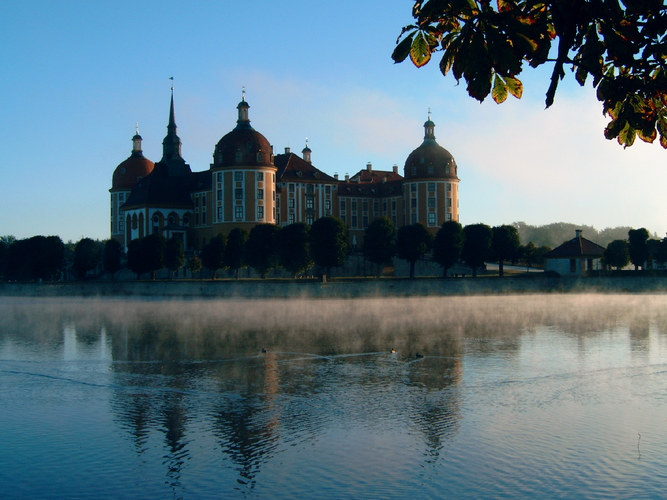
[[110, 90, 459, 251]]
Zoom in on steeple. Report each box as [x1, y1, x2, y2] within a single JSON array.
[[302, 138, 312, 163], [161, 85, 183, 162], [236, 86, 251, 129], [424, 108, 436, 141], [131, 123, 144, 157]]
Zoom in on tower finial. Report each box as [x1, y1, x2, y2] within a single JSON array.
[[306, 137, 309, 148], [169, 76, 174, 92], [242, 86, 246, 102], [428, 107, 431, 121], [135, 122, 139, 135]]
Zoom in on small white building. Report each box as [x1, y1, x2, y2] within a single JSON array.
[[544, 230, 605, 276]]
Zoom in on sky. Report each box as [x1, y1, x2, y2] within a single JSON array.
[[1, 0, 665, 243]]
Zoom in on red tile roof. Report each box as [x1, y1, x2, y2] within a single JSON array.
[[544, 234, 605, 258]]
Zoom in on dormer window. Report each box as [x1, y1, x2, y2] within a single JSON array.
[[217, 153, 223, 163], [235, 151, 243, 162], [257, 151, 263, 162]]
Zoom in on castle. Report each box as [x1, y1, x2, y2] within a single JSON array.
[[110, 90, 460, 251]]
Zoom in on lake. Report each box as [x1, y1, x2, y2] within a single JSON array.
[[1, 294, 665, 498]]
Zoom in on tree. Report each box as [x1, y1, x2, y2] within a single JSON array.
[[363, 217, 397, 277], [310, 216, 350, 282], [142, 234, 165, 279], [277, 223, 312, 278], [433, 221, 464, 277], [73, 238, 102, 279], [246, 224, 279, 279], [393, 1, 667, 149], [201, 233, 225, 279], [164, 237, 185, 279], [462, 223, 493, 277], [103, 239, 123, 278], [492, 225, 520, 277], [188, 254, 202, 279], [605, 239, 629, 270], [628, 227, 649, 270], [127, 238, 145, 279], [224, 227, 248, 280], [0, 239, 8, 280], [397, 223, 433, 279], [656, 237, 667, 268]]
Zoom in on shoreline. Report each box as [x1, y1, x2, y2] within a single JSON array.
[[2, 275, 667, 299]]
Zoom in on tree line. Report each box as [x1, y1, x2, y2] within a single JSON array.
[[2, 219, 662, 282]]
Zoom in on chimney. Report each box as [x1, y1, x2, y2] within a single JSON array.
[[392, 164, 398, 174], [345, 174, 349, 182], [382, 176, 387, 183], [334, 173, 339, 180], [366, 162, 372, 172], [285, 147, 291, 154], [576, 229, 582, 239]]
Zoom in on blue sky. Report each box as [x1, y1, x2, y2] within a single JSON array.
[[1, 0, 665, 243]]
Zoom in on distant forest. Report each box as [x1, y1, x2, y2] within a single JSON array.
[[512, 222, 649, 249]]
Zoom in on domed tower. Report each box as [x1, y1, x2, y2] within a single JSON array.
[[110, 127, 154, 242], [210, 90, 277, 232], [403, 111, 459, 230]]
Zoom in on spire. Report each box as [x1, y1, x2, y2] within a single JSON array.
[[161, 82, 183, 162], [424, 108, 436, 141], [131, 123, 143, 155], [236, 86, 251, 129], [302, 137, 312, 163]]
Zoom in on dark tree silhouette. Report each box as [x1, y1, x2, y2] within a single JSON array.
[[201, 234, 225, 279], [462, 224, 493, 277], [103, 239, 123, 278], [397, 223, 433, 279], [224, 228, 248, 280], [73, 238, 102, 279], [363, 217, 397, 277], [628, 227, 649, 270], [605, 239, 629, 270], [310, 216, 350, 282], [393, 0, 667, 148], [492, 225, 521, 277], [164, 237, 185, 279], [433, 221, 463, 277], [277, 223, 312, 278], [246, 224, 279, 279]]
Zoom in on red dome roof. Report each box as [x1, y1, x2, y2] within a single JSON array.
[[112, 153, 155, 189]]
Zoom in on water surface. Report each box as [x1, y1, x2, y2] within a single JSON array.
[[1, 294, 665, 498]]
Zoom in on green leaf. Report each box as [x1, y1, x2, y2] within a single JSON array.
[[392, 33, 415, 64], [410, 32, 432, 68], [492, 74, 508, 104], [575, 66, 588, 86], [505, 76, 523, 98], [617, 123, 637, 148]]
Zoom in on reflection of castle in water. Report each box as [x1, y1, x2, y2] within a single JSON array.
[[103, 316, 464, 488]]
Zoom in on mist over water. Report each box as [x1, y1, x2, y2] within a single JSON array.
[[1, 294, 666, 498]]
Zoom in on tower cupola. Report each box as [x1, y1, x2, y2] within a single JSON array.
[[161, 87, 183, 162], [302, 138, 312, 163]]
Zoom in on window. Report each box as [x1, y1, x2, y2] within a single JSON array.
[[258, 172, 263, 181], [119, 219, 124, 231], [447, 183, 452, 191], [118, 192, 125, 202], [217, 206, 222, 220], [235, 206, 244, 221], [202, 194, 207, 205], [306, 214, 314, 225], [306, 184, 314, 194], [306, 197, 314, 210], [351, 215, 358, 227], [325, 200, 331, 211], [373, 201, 379, 212], [411, 214, 417, 224], [235, 151, 243, 162], [428, 213, 436, 226], [257, 152, 263, 162], [257, 188, 263, 199], [351, 201, 357, 211], [428, 182, 435, 192], [288, 213, 296, 224], [201, 211, 207, 225], [391, 200, 397, 211], [446, 213, 452, 221], [362, 200, 368, 212], [195, 213, 200, 225], [289, 183, 295, 193], [325, 185, 331, 194], [235, 188, 243, 200], [217, 189, 222, 199], [428, 166, 434, 175], [411, 198, 417, 208], [257, 206, 264, 219], [217, 172, 222, 182], [428, 198, 435, 208], [288, 198, 295, 208], [272, 191, 276, 201], [411, 167, 417, 176], [446, 166, 451, 175], [235, 171, 243, 181], [362, 216, 368, 227], [411, 184, 416, 192], [447, 198, 452, 207]]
